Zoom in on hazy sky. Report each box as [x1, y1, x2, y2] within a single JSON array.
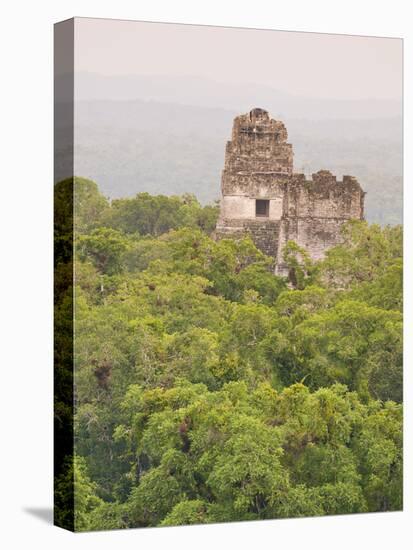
[[74, 17, 402, 101]]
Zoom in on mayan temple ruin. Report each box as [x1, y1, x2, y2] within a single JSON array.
[[215, 108, 366, 275]]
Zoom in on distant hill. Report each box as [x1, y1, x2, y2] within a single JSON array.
[[70, 72, 402, 121], [59, 98, 402, 225], [55, 73, 402, 225]]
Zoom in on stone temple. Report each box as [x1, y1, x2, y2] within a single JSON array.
[[215, 108, 365, 276]]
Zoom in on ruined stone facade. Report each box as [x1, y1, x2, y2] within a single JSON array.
[[215, 108, 365, 275]]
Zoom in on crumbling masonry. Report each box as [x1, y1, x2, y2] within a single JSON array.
[[215, 108, 365, 275]]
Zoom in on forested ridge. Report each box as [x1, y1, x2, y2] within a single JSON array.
[[54, 178, 403, 531], [69, 98, 402, 224]]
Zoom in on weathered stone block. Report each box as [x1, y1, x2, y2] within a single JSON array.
[[215, 109, 365, 274]]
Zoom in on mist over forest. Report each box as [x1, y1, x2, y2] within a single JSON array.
[[56, 73, 402, 225]]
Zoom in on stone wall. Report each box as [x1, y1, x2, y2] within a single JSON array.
[[215, 109, 365, 275], [225, 108, 293, 176], [220, 194, 284, 220], [285, 171, 364, 220], [243, 220, 281, 262], [216, 218, 281, 265], [275, 217, 353, 276]]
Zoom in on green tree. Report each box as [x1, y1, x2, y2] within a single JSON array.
[[74, 177, 109, 233], [282, 241, 313, 289], [77, 227, 132, 275], [55, 456, 103, 532], [161, 499, 209, 526]]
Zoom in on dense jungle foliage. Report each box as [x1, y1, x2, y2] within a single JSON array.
[[54, 178, 403, 531]]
